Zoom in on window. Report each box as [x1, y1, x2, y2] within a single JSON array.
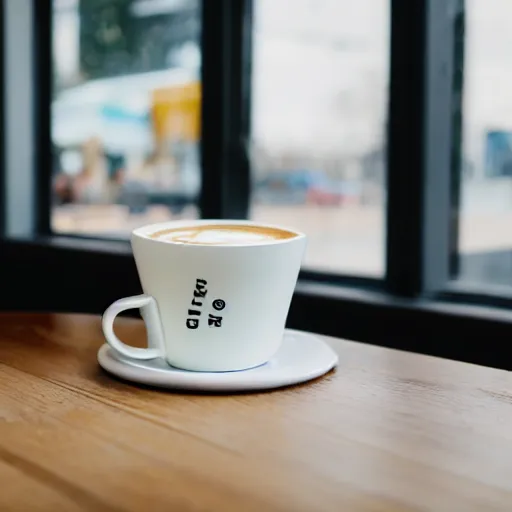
[[457, 0, 512, 289], [51, 0, 389, 275], [250, 0, 389, 275], [51, 0, 202, 237], [2, 0, 512, 371]]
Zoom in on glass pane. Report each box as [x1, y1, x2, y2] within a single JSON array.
[[51, 0, 201, 237], [458, 0, 512, 287], [250, 0, 389, 275]]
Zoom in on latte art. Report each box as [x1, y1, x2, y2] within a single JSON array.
[[149, 224, 296, 245]]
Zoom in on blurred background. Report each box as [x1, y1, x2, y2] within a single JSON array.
[[51, 0, 512, 283]]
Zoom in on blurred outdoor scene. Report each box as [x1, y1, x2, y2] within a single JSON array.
[[51, 0, 387, 275], [52, 0, 202, 234], [52, 0, 512, 283]]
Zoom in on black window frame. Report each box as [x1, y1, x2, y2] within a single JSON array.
[[2, 0, 512, 370]]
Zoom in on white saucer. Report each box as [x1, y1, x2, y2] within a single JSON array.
[[97, 330, 338, 392]]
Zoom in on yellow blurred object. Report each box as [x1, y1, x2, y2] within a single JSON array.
[[151, 81, 201, 143]]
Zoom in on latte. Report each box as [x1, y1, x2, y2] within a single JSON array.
[[149, 224, 296, 245]]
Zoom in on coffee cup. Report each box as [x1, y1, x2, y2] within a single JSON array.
[[102, 220, 306, 372]]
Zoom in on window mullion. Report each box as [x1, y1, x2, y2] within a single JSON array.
[[33, 0, 52, 235], [386, 0, 460, 296], [422, 0, 463, 293], [199, 0, 253, 219]]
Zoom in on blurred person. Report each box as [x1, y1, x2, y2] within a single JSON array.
[[52, 146, 82, 205], [73, 137, 118, 204]]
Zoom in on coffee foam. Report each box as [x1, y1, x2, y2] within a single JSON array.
[[149, 224, 296, 245]]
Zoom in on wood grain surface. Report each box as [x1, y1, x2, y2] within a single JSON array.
[[0, 313, 511, 511]]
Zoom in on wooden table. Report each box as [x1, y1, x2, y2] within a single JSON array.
[[1, 313, 512, 511]]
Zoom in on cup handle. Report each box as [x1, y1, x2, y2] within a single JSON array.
[[102, 294, 165, 360]]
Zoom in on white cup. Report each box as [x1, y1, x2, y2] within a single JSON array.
[[102, 220, 307, 372]]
